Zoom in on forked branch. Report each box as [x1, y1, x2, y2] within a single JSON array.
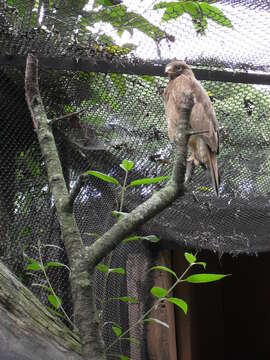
[[25, 52, 193, 360]]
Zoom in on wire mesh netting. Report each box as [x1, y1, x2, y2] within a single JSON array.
[[1, 0, 270, 358]]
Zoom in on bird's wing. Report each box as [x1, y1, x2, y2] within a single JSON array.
[[164, 74, 220, 195], [164, 75, 219, 152], [164, 75, 195, 140], [189, 80, 219, 153]]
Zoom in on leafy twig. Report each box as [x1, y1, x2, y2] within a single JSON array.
[[37, 240, 75, 328]]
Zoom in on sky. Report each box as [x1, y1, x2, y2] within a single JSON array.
[[84, 0, 270, 70]]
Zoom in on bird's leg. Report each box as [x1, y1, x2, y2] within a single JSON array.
[[185, 153, 197, 183], [185, 160, 194, 183], [203, 165, 215, 190]]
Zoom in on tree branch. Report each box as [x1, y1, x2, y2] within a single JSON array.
[[86, 90, 194, 267], [50, 110, 86, 125], [0, 260, 81, 360], [69, 173, 89, 209], [25, 53, 104, 360]]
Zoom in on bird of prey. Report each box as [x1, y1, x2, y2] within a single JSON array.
[[164, 60, 220, 195]]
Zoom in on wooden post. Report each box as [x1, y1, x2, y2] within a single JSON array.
[[146, 251, 177, 360], [173, 247, 194, 360]]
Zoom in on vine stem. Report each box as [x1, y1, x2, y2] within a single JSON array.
[[38, 242, 75, 329], [106, 261, 194, 352], [100, 169, 129, 352], [120, 170, 128, 212]]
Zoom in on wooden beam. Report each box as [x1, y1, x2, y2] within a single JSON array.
[[1, 54, 270, 85]]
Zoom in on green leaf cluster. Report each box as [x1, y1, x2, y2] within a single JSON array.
[[24, 252, 69, 320], [154, 1, 232, 34], [89, 4, 168, 41], [109, 74, 127, 97], [151, 286, 188, 314], [88, 160, 169, 188], [149, 252, 229, 317]]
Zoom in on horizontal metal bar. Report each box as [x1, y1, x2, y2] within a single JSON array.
[[1, 54, 270, 85]]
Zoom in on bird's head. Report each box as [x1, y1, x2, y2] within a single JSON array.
[[165, 60, 191, 80]]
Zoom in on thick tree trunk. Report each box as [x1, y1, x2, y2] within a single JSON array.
[[0, 259, 81, 360], [25, 53, 104, 359]]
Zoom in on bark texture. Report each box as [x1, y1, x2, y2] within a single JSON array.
[[0, 260, 81, 360]]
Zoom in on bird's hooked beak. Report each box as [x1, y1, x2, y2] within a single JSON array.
[[165, 64, 173, 75]]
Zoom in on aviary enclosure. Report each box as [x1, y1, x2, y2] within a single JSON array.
[[0, 1, 270, 359]]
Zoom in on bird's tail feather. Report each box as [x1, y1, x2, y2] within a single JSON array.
[[208, 151, 219, 196]]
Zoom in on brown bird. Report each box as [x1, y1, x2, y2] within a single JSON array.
[[164, 60, 220, 195]]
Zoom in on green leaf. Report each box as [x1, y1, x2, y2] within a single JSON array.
[[141, 75, 155, 83], [84, 232, 100, 239], [110, 73, 127, 96], [123, 235, 160, 244], [19, 226, 33, 238], [25, 261, 42, 271], [45, 262, 67, 269], [117, 28, 124, 37], [94, 0, 115, 7], [195, 262, 207, 269], [144, 317, 169, 328], [151, 286, 168, 298], [154, 2, 185, 21], [120, 159, 134, 172], [111, 296, 137, 304], [142, 235, 160, 243], [109, 267, 125, 275], [184, 1, 200, 18], [184, 252, 197, 264], [185, 274, 229, 283], [47, 307, 65, 319], [192, 15, 208, 35], [32, 283, 52, 293], [125, 337, 140, 347], [150, 266, 178, 280], [96, 264, 109, 273], [88, 170, 120, 186], [122, 235, 142, 243], [112, 325, 122, 337], [167, 297, 188, 315], [197, 185, 211, 192], [48, 294, 62, 309], [120, 356, 130, 360], [129, 176, 169, 187], [112, 210, 128, 219], [119, 296, 137, 304], [200, 2, 233, 27]]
